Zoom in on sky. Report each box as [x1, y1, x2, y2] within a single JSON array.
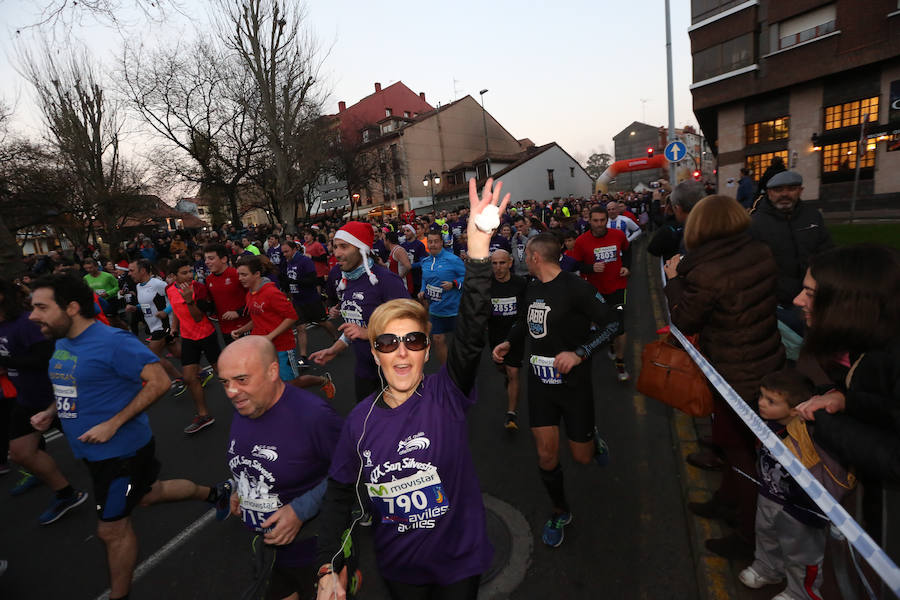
[[0, 0, 699, 165]]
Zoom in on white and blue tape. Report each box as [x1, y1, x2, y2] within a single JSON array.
[[660, 259, 900, 596]]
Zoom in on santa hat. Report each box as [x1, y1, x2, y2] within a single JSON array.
[[334, 221, 378, 290]]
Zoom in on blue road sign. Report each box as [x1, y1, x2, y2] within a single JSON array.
[[664, 141, 687, 163]]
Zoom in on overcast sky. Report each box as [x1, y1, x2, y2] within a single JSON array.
[[1, 0, 698, 163]]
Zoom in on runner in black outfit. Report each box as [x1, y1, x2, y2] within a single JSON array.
[[492, 233, 619, 548], [488, 249, 527, 431]]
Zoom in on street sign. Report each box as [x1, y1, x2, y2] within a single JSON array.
[[664, 140, 687, 163]]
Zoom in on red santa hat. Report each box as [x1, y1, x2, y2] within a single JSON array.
[[334, 221, 378, 290]]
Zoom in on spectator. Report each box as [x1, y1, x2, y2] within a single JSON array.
[[794, 244, 900, 557], [757, 156, 786, 195], [664, 194, 785, 559], [647, 180, 704, 260], [749, 170, 833, 360], [736, 168, 755, 208]]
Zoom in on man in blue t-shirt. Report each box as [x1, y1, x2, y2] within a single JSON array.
[[28, 274, 232, 600]]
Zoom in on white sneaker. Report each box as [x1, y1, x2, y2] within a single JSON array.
[[617, 369, 631, 382], [738, 566, 782, 589]]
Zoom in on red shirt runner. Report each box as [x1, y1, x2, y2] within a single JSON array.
[[245, 281, 298, 352], [305, 241, 330, 279], [205, 267, 251, 335], [166, 282, 216, 340], [571, 228, 629, 295]]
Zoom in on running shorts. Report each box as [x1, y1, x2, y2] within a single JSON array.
[[293, 300, 327, 325], [181, 332, 221, 366], [429, 315, 456, 335], [9, 402, 59, 440], [527, 362, 595, 443], [277, 349, 298, 382], [86, 437, 161, 522]]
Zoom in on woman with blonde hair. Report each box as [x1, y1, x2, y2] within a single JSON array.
[[664, 194, 785, 559], [315, 178, 509, 600]]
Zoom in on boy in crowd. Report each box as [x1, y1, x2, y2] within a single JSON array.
[[739, 369, 855, 600]]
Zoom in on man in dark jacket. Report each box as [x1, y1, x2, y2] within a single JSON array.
[[648, 181, 704, 260], [749, 171, 833, 341], [736, 168, 755, 208]]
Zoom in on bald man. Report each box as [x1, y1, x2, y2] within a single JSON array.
[[489, 249, 528, 430], [606, 201, 641, 243], [219, 336, 343, 600]]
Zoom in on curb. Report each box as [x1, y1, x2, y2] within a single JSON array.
[[644, 249, 739, 600]]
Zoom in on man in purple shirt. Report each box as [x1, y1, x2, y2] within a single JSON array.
[[311, 221, 409, 403], [219, 335, 343, 600], [280, 241, 337, 367]]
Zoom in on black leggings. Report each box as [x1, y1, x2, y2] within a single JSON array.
[[383, 575, 480, 600]]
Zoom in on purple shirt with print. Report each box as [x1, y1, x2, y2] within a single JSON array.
[[0, 312, 53, 409], [227, 384, 343, 566], [326, 264, 409, 380], [283, 253, 319, 305], [328, 365, 493, 585]]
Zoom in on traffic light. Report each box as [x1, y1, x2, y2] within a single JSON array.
[[646, 147, 654, 158], [692, 170, 701, 180]]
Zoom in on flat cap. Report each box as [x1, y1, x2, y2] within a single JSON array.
[[767, 170, 803, 188]]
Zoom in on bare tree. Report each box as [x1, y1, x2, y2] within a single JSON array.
[[216, 0, 329, 231], [121, 37, 265, 227], [21, 45, 144, 249], [11, 0, 178, 35]]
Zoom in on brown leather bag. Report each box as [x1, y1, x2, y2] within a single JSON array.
[[636, 335, 714, 417]]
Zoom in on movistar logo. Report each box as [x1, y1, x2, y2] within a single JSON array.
[[368, 485, 388, 497]]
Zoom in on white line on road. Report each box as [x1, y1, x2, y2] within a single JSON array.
[[92, 509, 216, 600]]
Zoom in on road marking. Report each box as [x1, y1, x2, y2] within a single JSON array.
[[479, 493, 532, 599], [92, 509, 216, 600]]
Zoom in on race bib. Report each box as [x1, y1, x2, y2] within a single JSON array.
[[139, 303, 154, 317], [289, 283, 299, 295], [593, 245, 617, 263], [366, 468, 450, 533], [491, 296, 517, 317], [236, 473, 282, 533], [530, 354, 562, 385], [53, 383, 78, 419], [340, 301, 364, 326], [425, 284, 443, 303]]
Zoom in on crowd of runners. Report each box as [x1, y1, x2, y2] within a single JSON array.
[[2, 168, 898, 600]]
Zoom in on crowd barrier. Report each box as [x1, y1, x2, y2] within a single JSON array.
[[658, 260, 900, 598]]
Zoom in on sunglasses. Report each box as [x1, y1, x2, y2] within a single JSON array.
[[373, 332, 429, 353]]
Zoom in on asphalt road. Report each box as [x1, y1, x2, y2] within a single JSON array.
[[0, 240, 699, 600]]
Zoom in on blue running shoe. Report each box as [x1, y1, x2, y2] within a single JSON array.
[[542, 512, 573, 548], [214, 479, 234, 521], [39, 490, 88, 525], [594, 427, 610, 467], [10, 470, 42, 496], [200, 367, 215, 388]]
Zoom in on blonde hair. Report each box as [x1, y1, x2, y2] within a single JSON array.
[[368, 299, 430, 345], [683, 194, 751, 250]]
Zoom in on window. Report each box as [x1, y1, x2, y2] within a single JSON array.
[[745, 151, 789, 182], [476, 163, 488, 180], [822, 141, 875, 173], [547, 169, 555, 190], [824, 97, 879, 130], [403, 111, 410, 118], [746, 117, 790, 145], [778, 5, 836, 49], [385, 108, 392, 117], [693, 33, 754, 81], [570, 167, 575, 177], [362, 130, 370, 143]]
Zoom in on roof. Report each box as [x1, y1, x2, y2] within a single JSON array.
[[118, 195, 207, 229], [329, 82, 434, 145], [613, 121, 660, 140], [445, 150, 528, 173]]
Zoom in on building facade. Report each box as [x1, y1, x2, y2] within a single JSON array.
[[612, 122, 665, 191], [689, 0, 900, 209]]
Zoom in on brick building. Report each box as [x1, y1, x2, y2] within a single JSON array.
[[689, 0, 900, 209]]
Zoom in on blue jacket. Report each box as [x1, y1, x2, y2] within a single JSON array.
[[419, 250, 466, 317]]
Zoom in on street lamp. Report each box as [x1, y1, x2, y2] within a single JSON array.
[[351, 193, 360, 219], [423, 170, 441, 215], [479, 88, 491, 177]]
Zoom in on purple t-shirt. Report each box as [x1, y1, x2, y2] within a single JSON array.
[[227, 384, 343, 566], [326, 264, 410, 380], [328, 366, 493, 585], [0, 312, 53, 409], [267, 245, 283, 267], [283, 253, 319, 305]]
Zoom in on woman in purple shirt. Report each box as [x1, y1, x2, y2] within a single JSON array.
[[315, 179, 510, 600]]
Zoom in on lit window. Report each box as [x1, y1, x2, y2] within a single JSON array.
[[822, 141, 875, 173], [746, 117, 790, 145], [824, 97, 879, 130], [745, 151, 789, 182]]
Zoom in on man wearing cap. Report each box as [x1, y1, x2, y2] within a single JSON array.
[[310, 222, 410, 402], [749, 170, 832, 354]]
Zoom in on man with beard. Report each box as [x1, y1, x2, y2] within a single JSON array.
[[28, 274, 230, 600], [310, 222, 409, 403]]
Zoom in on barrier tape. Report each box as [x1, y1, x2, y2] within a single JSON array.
[[659, 259, 900, 597]]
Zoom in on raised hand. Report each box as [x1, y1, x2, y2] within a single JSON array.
[[466, 178, 510, 260]]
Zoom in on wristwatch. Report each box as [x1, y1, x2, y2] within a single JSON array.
[[574, 346, 587, 359]]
